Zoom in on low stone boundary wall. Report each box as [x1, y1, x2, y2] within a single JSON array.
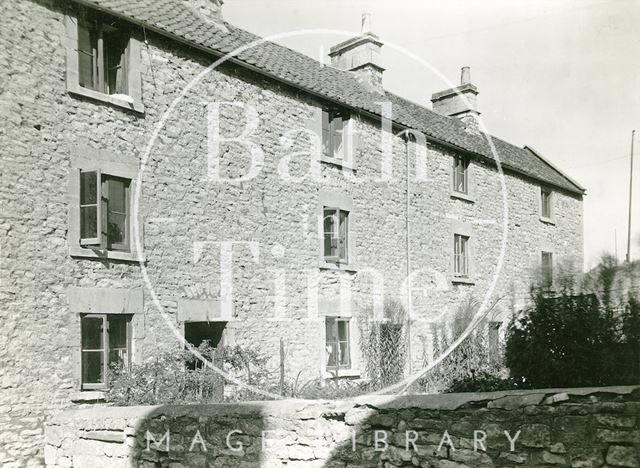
[[45, 386, 640, 467]]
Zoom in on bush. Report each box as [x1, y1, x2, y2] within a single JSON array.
[[505, 286, 640, 388], [106, 342, 223, 405], [106, 342, 275, 405], [446, 371, 519, 393], [290, 375, 371, 399]]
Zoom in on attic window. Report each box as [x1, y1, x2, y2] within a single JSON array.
[[77, 18, 129, 95], [540, 187, 553, 220], [322, 110, 346, 160], [64, 9, 144, 112]]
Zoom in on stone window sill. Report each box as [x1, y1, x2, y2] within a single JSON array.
[[539, 216, 556, 225], [320, 155, 355, 171], [451, 191, 475, 203], [452, 276, 476, 285], [68, 84, 144, 114], [69, 246, 146, 263], [71, 391, 106, 403], [324, 368, 361, 379], [319, 260, 358, 273]]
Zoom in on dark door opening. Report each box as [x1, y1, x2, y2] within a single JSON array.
[[184, 321, 226, 369]]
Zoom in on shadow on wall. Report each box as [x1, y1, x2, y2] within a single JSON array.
[[45, 386, 640, 467]]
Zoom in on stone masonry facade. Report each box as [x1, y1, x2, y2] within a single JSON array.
[[44, 386, 640, 467], [1, 0, 583, 465]]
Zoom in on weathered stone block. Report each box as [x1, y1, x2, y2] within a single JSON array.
[[519, 423, 551, 448], [605, 445, 639, 467]]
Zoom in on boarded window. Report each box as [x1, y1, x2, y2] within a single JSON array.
[[77, 16, 128, 95], [326, 317, 350, 369], [541, 187, 552, 218], [454, 234, 469, 277], [79, 171, 130, 251], [323, 207, 348, 263], [81, 314, 131, 388], [453, 155, 469, 194], [322, 110, 346, 159], [541, 251, 553, 288]]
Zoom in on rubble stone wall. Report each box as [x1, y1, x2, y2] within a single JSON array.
[[45, 386, 640, 467]]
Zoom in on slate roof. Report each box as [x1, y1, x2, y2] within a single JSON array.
[[73, 0, 584, 194]]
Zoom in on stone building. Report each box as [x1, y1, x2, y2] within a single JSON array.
[[0, 0, 584, 464]]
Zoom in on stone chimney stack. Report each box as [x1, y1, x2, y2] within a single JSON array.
[[431, 66, 480, 133], [185, 0, 227, 30], [329, 13, 385, 94]]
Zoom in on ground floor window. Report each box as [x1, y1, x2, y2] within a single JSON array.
[[81, 314, 131, 389], [325, 317, 351, 369]]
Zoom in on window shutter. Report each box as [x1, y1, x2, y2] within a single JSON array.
[[79, 169, 102, 246]]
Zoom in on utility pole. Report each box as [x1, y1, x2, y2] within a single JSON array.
[[626, 130, 635, 263]]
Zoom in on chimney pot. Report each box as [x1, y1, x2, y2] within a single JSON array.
[[461, 66, 471, 85], [361, 13, 372, 34]]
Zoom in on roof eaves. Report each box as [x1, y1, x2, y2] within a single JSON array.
[[69, 0, 585, 196], [524, 146, 586, 194]]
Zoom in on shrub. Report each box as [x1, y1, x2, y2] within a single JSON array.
[[290, 375, 371, 399], [446, 371, 519, 393], [106, 342, 224, 405], [358, 299, 408, 389], [505, 286, 640, 388], [106, 342, 275, 405]]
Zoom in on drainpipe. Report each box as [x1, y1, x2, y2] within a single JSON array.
[[405, 132, 413, 375]]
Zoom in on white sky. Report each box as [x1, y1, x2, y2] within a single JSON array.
[[224, 0, 640, 270]]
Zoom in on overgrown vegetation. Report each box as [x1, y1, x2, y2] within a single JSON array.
[[415, 296, 508, 393], [358, 298, 408, 390], [506, 259, 640, 388], [106, 342, 276, 405]]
